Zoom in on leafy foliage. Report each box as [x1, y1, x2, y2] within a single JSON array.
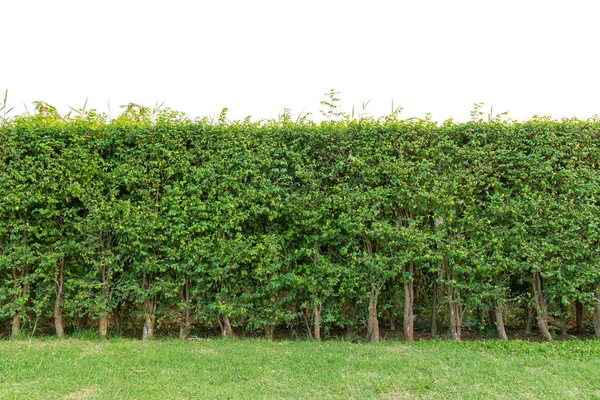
[[1, 103, 600, 340]]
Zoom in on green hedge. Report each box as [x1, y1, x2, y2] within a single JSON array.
[[1, 109, 600, 341]]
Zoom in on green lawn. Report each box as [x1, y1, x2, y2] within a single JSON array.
[[1, 338, 599, 399]]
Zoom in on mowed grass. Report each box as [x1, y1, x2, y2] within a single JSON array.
[[1, 338, 600, 399]]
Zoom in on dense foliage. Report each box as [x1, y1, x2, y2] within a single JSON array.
[[1, 106, 600, 341]]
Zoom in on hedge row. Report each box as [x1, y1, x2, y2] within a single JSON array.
[[1, 107, 600, 341]]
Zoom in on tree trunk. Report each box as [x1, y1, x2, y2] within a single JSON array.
[[179, 305, 191, 339], [389, 306, 396, 331], [575, 299, 583, 334], [142, 316, 155, 339], [218, 290, 234, 338], [431, 268, 441, 337], [532, 272, 553, 341], [310, 249, 323, 341], [367, 286, 380, 343], [54, 258, 65, 338], [221, 315, 233, 338], [446, 267, 463, 341], [431, 219, 444, 336], [525, 306, 535, 335], [100, 253, 112, 337], [142, 297, 158, 340], [403, 264, 414, 342], [11, 311, 21, 337], [495, 298, 508, 341], [265, 325, 275, 340], [11, 261, 29, 338], [99, 315, 109, 339], [448, 293, 463, 341], [594, 284, 600, 339], [179, 276, 191, 339], [313, 303, 322, 341], [54, 308, 64, 338]]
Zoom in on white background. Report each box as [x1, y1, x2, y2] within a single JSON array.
[[2, 0, 599, 122]]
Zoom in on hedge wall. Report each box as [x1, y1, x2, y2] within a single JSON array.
[[1, 109, 600, 341]]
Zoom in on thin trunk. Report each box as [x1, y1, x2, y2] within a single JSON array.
[[99, 316, 109, 339], [431, 268, 441, 337], [179, 305, 191, 339], [221, 315, 233, 338], [99, 232, 117, 337], [179, 276, 191, 339], [403, 264, 414, 342], [311, 249, 322, 341], [431, 218, 444, 336], [365, 241, 380, 343], [495, 298, 508, 341], [594, 284, 600, 339], [142, 316, 154, 339], [53, 306, 64, 338], [448, 306, 461, 340], [54, 258, 65, 338], [367, 286, 380, 343], [525, 306, 535, 335], [142, 297, 158, 340], [11, 311, 21, 337], [100, 252, 111, 338], [446, 266, 463, 341], [141, 270, 159, 340], [448, 289, 463, 341], [265, 325, 275, 340], [219, 291, 234, 338], [313, 303, 322, 341], [575, 299, 583, 334], [532, 272, 553, 341]]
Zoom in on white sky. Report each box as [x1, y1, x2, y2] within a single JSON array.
[[2, 0, 599, 122]]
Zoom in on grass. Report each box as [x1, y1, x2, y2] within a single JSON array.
[[1, 338, 599, 399]]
